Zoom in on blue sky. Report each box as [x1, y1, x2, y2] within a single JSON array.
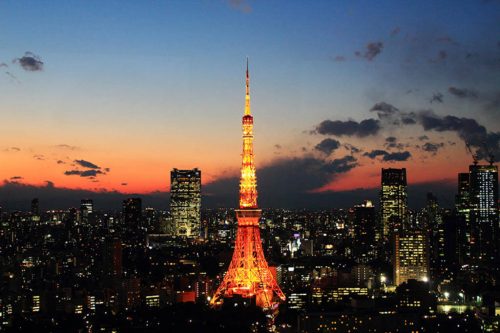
[[0, 0, 499, 208]]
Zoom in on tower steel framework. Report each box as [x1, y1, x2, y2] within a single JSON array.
[[210, 61, 286, 309]]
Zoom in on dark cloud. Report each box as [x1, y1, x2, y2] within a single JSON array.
[[364, 150, 389, 159], [274, 144, 282, 150], [385, 136, 397, 143], [64, 170, 104, 177], [10, 176, 23, 180], [401, 115, 417, 125], [363, 150, 412, 162], [418, 135, 429, 141], [448, 86, 478, 99], [315, 119, 380, 137], [74, 159, 100, 169], [0, 181, 169, 211], [0, 176, 456, 211], [370, 102, 399, 117], [344, 143, 361, 154], [104, 168, 111, 172], [382, 151, 411, 162], [33, 154, 45, 160], [355, 42, 384, 61], [429, 92, 444, 103], [56, 160, 65, 164], [325, 155, 358, 173], [121, 183, 128, 186], [4, 147, 21, 152], [410, 110, 500, 161], [0, 62, 7, 68], [13, 52, 44, 71], [384, 136, 406, 150], [314, 138, 341, 155], [422, 142, 445, 154]]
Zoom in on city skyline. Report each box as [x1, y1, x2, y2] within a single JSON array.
[[1, 1, 500, 210]]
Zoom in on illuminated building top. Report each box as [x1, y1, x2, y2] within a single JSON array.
[[239, 59, 258, 209]]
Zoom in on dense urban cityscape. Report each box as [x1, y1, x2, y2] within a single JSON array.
[[1, 64, 499, 332], [2, 1, 500, 332], [0, 160, 498, 332]]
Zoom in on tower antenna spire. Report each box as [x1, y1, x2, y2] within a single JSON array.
[[245, 57, 251, 115]]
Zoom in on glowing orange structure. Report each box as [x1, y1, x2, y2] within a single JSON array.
[[210, 60, 286, 309]]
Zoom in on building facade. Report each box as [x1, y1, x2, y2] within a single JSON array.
[[170, 168, 201, 238], [393, 231, 429, 286], [469, 163, 498, 262], [380, 168, 408, 238]]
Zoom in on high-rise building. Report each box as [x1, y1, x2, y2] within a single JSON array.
[[352, 200, 376, 258], [103, 237, 122, 279], [469, 163, 498, 262], [122, 198, 143, 246], [455, 172, 471, 259], [123, 198, 142, 228], [80, 199, 94, 224], [393, 231, 429, 286], [31, 198, 39, 215], [380, 168, 408, 237], [31, 198, 40, 222], [170, 168, 201, 237], [210, 60, 285, 309]]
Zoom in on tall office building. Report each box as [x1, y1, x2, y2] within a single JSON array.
[[393, 231, 429, 286], [380, 168, 408, 237], [123, 198, 142, 228], [455, 172, 471, 259], [80, 199, 94, 224], [469, 163, 498, 262], [353, 200, 376, 257], [31, 198, 39, 216], [170, 168, 201, 237]]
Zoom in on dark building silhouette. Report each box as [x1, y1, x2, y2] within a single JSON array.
[[122, 198, 143, 246], [352, 200, 376, 259]]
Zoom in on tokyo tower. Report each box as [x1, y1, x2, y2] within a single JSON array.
[[210, 60, 286, 309]]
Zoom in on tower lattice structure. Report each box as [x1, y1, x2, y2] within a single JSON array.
[[210, 61, 286, 309]]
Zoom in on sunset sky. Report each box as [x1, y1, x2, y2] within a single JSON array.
[[1, 1, 499, 209]]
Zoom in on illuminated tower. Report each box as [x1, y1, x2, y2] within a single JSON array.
[[211, 61, 285, 309]]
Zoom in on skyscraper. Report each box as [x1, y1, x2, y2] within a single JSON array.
[[80, 199, 93, 224], [170, 168, 201, 238], [455, 172, 471, 259], [122, 198, 142, 228], [380, 168, 408, 237], [393, 231, 429, 286], [352, 200, 376, 258], [210, 60, 285, 309], [469, 163, 498, 262]]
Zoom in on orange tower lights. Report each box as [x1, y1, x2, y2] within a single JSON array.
[[210, 60, 286, 309]]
